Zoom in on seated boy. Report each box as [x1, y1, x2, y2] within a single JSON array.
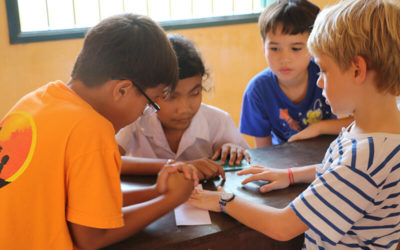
[[239, 0, 353, 147], [189, 0, 400, 248], [0, 14, 197, 249]]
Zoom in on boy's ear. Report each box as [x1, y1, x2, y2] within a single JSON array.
[[352, 56, 367, 84], [112, 80, 132, 101]]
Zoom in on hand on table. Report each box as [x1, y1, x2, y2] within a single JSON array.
[[187, 187, 225, 212], [211, 143, 250, 166], [156, 161, 198, 194], [164, 172, 195, 204], [237, 165, 290, 193], [288, 122, 321, 142], [187, 158, 225, 180]]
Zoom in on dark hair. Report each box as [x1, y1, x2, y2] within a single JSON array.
[[258, 0, 320, 40], [167, 34, 205, 80], [71, 13, 178, 91]]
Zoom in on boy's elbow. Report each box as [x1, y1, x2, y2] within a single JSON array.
[[265, 229, 298, 242], [68, 222, 110, 249], [259, 212, 305, 242]]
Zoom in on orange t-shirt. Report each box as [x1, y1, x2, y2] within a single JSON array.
[[0, 81, 123, 250]]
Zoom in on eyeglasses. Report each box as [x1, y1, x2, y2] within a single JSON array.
[[113, 78, 160, 116]]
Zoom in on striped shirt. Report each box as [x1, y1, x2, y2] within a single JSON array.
[[291, 129, 400, 249]]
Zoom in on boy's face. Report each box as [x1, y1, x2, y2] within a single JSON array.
[[156, 75, 202, 132], [114, 83, 166, 132], [263, 25, 311, 86], [314, 54, 355, 116]]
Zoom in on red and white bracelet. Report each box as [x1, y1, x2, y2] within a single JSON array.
[[287, 168, 295, 185]]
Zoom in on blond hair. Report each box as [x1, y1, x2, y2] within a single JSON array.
[[308, 0, 400, 95]]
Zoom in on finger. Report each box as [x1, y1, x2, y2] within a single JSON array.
[[259, 182, 281, 193], [236, 167, 264, 176], [211, 148, 221, 160], [217, 186, 225, 192], [244, 151, 251, 163], [190, 166, 200, 186], [241, 173, 268, 185], [219, 146, 230, 165], [196, 170, 205, 181], [217, 163, 225, 179], [228, 149, 237, 166], [288, 134, 300, 142], [177, 164, 192, 180], [206, 159, 226, 179], [235, 151, 244, 165], [197, 164, 215, 179], [157, 167, 176, 193]]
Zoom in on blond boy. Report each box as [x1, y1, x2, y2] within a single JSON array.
[[189, 0, 400, 249]]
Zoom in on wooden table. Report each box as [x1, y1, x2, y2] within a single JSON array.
[[105, 135, 335, 250]]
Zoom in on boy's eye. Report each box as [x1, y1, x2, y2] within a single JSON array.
[[292, 47, 302, 51], [269, 47, 279, 51], [191, 90, 201, 97]]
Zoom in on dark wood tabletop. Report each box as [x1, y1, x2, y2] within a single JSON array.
[[105, 135, 336, 250]]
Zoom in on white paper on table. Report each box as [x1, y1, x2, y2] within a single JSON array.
[[174, 185, 212, 226]]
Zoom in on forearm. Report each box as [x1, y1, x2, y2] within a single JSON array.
[[224, 197, 308, 241], [103, 194, 183, 246], [291, 164, 318, 184], [122, 186, 160, 206], [317, 116, 353, 135], [73, 194, 184, 249], [121, 156, 167, 175], [254, 135, 272, 148]]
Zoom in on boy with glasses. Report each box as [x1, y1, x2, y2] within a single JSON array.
[[0, 14, 197, 249]]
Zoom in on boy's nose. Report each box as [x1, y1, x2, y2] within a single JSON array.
[[176, 98, 192, 113], [280, 49, 292, 63]]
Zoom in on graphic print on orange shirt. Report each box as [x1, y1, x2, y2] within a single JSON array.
[[0, 111, 37, 188], [279, 109, 301, 131]]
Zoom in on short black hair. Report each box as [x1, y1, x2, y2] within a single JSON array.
[[71, 13, 178, 91], [259, 0, 320, 40]]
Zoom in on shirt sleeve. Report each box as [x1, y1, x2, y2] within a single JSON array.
[[239, 78, 272, 138], [290, 147, 379, 244], [65, 116, 123, 229]]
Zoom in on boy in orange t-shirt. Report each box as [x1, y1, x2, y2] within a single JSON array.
[[0, 14, 197, 249]]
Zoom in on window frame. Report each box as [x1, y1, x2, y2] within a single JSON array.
[[6, 0, 262, 44]]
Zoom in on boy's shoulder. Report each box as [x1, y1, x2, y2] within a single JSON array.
[[249, 68, 276, 85], [328, 130, 400, 178]]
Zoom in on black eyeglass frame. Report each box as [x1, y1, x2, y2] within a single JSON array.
[[112, 77, 160, 113]]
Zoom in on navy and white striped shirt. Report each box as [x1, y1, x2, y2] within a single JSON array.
[[291, 129, 400, 249]]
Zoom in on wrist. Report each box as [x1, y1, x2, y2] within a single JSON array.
[[287, 168, 295, 185], [219, 192, 235, 213]]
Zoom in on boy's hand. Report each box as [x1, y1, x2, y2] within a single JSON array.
[[165, 172, 195, 204], [187, 187, 225, 212], [156, 161, 199, 194], [211, 143, 250, 166], [237, 165, 290, 193], [187, 158, 225, 180], [288, 122, 321, 142]]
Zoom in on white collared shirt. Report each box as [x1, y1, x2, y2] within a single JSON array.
[[116, 103, 249, 161]]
